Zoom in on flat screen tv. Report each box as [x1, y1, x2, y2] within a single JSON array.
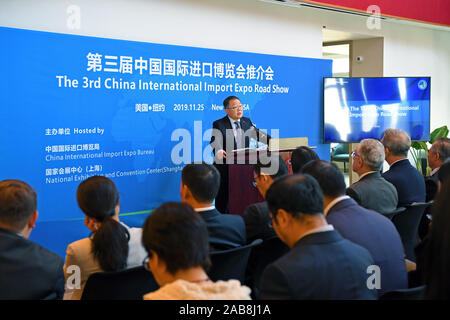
[[323, 77, 431, 143]]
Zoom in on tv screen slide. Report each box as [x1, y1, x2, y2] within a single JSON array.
[[323, 77, 431, 143]]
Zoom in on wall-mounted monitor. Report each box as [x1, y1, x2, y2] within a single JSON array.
[[323, 77, 431, 143]]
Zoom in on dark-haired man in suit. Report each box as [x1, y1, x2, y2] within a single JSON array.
[[180, 162, 246, 251], [0, 180, 65, 300], [302, 160, 407, 296], [210, 96, 270, 213], [259, 174, 378, 300]]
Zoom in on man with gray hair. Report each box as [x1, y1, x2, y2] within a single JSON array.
[[346, 139, 398, 215], [381, 129, 426, 207]]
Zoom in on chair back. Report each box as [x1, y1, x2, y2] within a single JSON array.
[[208, 239, 262, 283], [392, 202, 432, 261], [81, 266, 159, 300], [383, 206, 406, 220], [379, 285, 425, 300], [245, 236, 289, 298]]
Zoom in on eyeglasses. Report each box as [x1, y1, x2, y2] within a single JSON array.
[[226, 105, 243, 110], [351, 151, 360, 159], [142, 256, 150, 272]]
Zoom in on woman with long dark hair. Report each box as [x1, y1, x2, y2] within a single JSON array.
[[63, 176, 146, 299], [424, 178, 450, 299]]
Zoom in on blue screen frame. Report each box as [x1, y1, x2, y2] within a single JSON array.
[[323, 77, 431, 143]]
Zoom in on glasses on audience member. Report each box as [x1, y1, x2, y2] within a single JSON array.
[[226, 105, 243, 110], [351, 151, 360, 159], [142, 256, 150, 272]]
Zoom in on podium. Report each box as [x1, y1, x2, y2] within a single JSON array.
[[227, 138, 310, 215]]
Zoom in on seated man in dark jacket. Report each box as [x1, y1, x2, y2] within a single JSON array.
[[180, 162, 246, 251], [243, 155, 289, 243], [381, 129, 426, 207], [303, 160, 407, 296], [259, 174, 378, 300], [0, 179, 64, 300]]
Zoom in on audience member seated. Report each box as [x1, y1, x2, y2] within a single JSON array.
[[142, 202, 251, 300], [290, 146, 319, 174], [425, 137, 450, 202], [63, 176, 146, 300], [411, 160, 450, 287], [0, 180, 64, 300], [243, 155, 289, 243], [381, 129, 426, 207], [346, 139, 398, 215], [302, 160, 407, 295], [259, 174, 378, 300], [180, 162, 246, 251], [423, 179, 450, 299]]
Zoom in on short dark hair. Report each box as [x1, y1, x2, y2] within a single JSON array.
[[266, 174, 323, 220], [290, 146, 319, 174], [301, 160, 346, 197], [181, 162, 220, 202], [223, 96, 240, 109], [142, 202, 211, 275], [432, 137, 450, 162], [438, 158, 450, 184], [253, 155, 289, 179], [0, 180, 37, 232]]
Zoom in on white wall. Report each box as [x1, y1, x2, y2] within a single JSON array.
[[1, 0, 449, 129]]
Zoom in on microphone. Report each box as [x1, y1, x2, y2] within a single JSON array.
[[250, 123, 270, 144]]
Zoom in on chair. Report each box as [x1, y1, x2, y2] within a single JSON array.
[[383, 206, 406, 220], [245, 236, 290, 299], [379, 285, 425, 300], [392, 202, 433, 261], [331, 143, 349, 171], [207, 239, 263, 283], [81, 266, 159, 300]]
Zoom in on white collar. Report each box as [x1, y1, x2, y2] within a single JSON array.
[[228, 116, 241, 126], [298, 225, 334, 241], [431, 167, 440, 176], [194, 206, 215, 212], [324, 195, 351, 216], [358, 171, 378, 180]]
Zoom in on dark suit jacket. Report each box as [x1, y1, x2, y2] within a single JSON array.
[[210, 116, 255, 155], [259, 230, 378, 300], [346, 171, 398, 215], [243, 201, 276, 243], [382, 159, 426, 207], [425, 171, 439, 202], [210, 116, 269, 213], [0, 228, 65, 300], [197, 208, 246, 251], [326, 198, 408, 295]]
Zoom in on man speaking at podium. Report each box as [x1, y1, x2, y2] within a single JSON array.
[[210, 95, 270, 213]]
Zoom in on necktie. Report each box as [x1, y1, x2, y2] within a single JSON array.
[[234, 121, 243, 149]]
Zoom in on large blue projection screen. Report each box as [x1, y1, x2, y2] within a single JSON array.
[[324, 77, 431, 143], [0, 27, 331, 256]]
